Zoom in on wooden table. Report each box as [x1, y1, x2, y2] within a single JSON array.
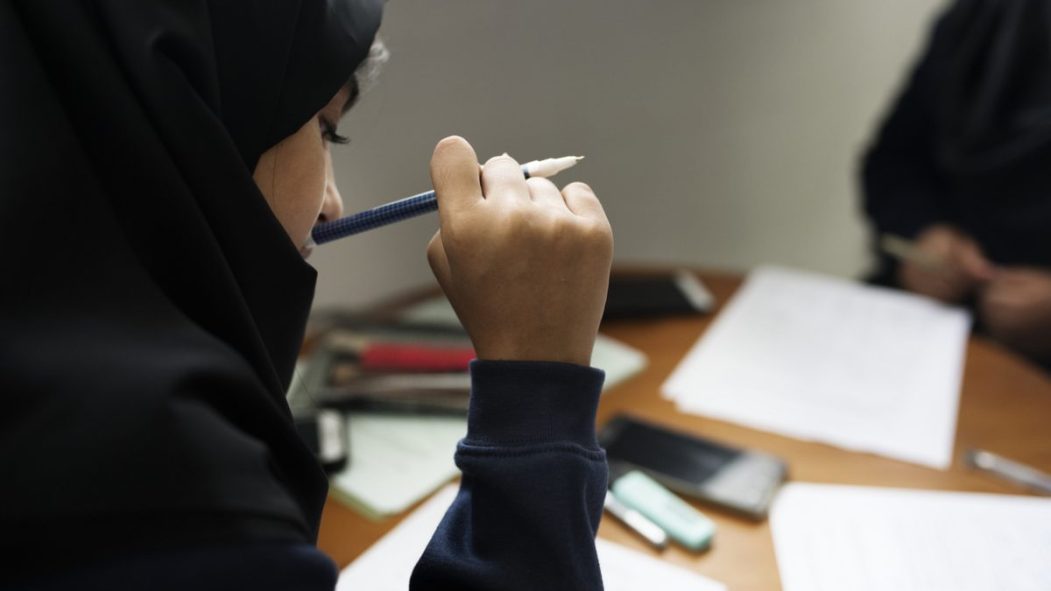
[[317, 270, 1051, 590]]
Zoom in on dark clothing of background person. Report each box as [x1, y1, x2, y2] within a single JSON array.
[[0, 1, 606, 589], [862, 0, 1051, 286]]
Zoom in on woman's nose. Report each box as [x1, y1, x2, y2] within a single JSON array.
[[319, 178, 344, 223], [319, 148, 344, 223]]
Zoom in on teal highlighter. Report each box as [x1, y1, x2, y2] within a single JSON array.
[[611, 470, 716, 551]]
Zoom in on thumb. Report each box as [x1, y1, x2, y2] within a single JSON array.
[[430, 136, 482, 227]]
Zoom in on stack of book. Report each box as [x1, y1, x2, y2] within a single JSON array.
[[292, 295, 650, 518], [299, 319, 475, 416]]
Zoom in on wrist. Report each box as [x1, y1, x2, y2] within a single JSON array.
[[476, 350, 592, 367], [474, 337, 594, 367]]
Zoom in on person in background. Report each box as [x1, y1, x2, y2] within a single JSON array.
[[1, 1, 611, 589], [862, 0, 1051, 366]]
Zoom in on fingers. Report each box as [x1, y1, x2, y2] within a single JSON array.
[[481, 154, 529, 203], [431, 136, 483, 224], [906, 227, 992, 300], [980, 279, 1023, 336], [421, 153, 614, 365], [981, 268, 1039, 307], [899, 260, 970, 303], [981, 280, 1012, 308], [990, 268, 1025, 286], [936, 265, 973, 294], [562, 182, 607, 220], [953, 241, 995, 283], [525, 177, 565, 208]]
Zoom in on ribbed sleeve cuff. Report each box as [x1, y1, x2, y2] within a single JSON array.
[[464, 360, 605, 449]]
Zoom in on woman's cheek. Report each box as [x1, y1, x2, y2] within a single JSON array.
[[283, 123, 328, 246], [251, 118, 330, 248]]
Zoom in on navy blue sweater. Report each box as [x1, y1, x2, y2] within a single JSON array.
[[16, 361, 608, 590]]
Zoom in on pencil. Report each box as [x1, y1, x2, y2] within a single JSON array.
[[311, 155, 583, 245], [879, 234, 947, 271]]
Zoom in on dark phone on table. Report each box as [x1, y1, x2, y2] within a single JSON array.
[[599, 415, 787, 520], [603, 270, 713, 320]]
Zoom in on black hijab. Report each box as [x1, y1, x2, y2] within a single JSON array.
[[932, 0, 1051, 173], [0, 0, 381, 570]]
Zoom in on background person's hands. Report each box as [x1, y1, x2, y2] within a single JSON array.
[[426, 136, 614, 366], [979, 267, 1051, 362], [897, 224, 995, 303]]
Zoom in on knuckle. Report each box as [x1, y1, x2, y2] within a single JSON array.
[[560, 217, 611, 254], [520, 211, 553, 239], [536, 205, 562, 225], [543, 214, 569, 241], [493, 198, 524, 219], [526, 176, 558, 192], [585, 222, 614, 254], [502, 205, 560, 241], [483, 153, 518, 170], [489, 206, 523, 235], [582, 217, 612, 240], [565, 181, 594, 195]]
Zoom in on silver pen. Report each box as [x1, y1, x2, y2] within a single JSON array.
[[604, 491, 668, 550], [965, 448, 1051, 495]]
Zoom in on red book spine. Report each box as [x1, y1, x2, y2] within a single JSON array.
[[360, 343, 475, 372]]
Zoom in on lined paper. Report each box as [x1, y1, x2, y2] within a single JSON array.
[[771, 483, 1051, 591], [663, 266, 969, 468]]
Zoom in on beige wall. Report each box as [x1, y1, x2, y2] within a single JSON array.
[[312, 0, 948, 309]]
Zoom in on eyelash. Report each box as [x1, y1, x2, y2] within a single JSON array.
[[320, 118, 350, 145]]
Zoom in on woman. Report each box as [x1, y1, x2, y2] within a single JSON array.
[[862, 0, 1051, 365], [1, 1, 612, 589]]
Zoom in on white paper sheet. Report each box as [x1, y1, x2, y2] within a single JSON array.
[[662, 266, 970, 469], [771, 483, 1051, 591], [338, 484, 726, 591], [592, 333, 649, 391], [329, 414, 466, 518]]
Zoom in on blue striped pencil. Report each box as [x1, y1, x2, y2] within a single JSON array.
[[311, 155, 583, 245]]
